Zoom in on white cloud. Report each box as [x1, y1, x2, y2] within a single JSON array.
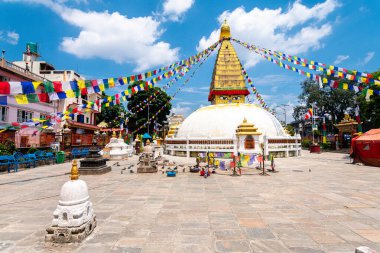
[[5, 0, 179, 72], [197, 0, 339, 68], [359, 52, 375, 66], [171, 104, 192, 116], [333, 55, 349, 65], [162, 0, 194, 21], [181, 87, 208, 94], [0, 30, 19, 45]]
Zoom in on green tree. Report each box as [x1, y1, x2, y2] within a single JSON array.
[[126, 81, 172, 135], [294, 78, 355, 125], [96, 96, 127, 128], [356, 70, 380, 130]]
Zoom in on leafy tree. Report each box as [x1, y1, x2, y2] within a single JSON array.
[[126, 81, 172, 136], [356, 70, 380, 130], [294, 78, 355, 124], [96, 94, 127, 128]]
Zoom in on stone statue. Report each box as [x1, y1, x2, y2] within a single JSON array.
[[137, 140, 157, 173]]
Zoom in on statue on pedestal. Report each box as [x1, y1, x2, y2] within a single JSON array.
[[137, 140, 158, 173]]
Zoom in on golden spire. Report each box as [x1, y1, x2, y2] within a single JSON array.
[[70, 160, 79, 180], [209, 21, 249, 105], [219, 19, 231, 40], [112, 130, 116, 138]]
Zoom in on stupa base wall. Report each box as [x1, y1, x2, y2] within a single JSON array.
[[45, 215, 96, 243]]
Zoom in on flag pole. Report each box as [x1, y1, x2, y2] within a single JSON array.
[[312, 104, 315, 144]]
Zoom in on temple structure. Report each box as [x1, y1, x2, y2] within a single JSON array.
[[165, 21, 301, 158]]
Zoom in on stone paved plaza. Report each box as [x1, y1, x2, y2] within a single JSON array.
[[0, 152, 380, 253]]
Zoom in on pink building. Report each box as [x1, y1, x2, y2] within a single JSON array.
[[0, 56, 56, 149]]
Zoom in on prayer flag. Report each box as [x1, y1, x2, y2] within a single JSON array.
[[304, 108, 313, 120], [15, 94, 29, 104]]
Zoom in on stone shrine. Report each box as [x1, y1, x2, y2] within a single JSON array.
[[79, 148, 111, 175], [45, 160, 96, 243], [137, 140, 158, 173]]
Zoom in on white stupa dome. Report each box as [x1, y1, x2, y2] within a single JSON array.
[[176, 104, 286, 140], [59, 180, 89, 206]]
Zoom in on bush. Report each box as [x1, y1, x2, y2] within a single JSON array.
[[320, 142, 332, 150], [301, 139, 312, 148], [27, 147, 38, 154], [0, 140, 16, 155]]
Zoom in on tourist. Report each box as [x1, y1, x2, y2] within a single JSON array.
[[200, 168, 205, 176]]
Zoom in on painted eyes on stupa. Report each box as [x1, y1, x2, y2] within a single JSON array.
[[231, 96, 240, 100], [220, 96, 229, 100]]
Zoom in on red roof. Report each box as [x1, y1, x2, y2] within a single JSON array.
[[67, 120, 100, 130]]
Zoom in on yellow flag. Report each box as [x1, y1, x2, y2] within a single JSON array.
[[99, 84, 105, 91], [323, 78, 328, 83], [15, 94, 28, 104], [66, 90, 75, 98], [108, 78, 115, 87], [343, 83, 348, 90], [77, 80, 85, 89], [32, 82, 42, 90]]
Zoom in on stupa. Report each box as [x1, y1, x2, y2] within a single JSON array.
[[104, 131, 133, 160], [165, 21, 301, 158], [45, 160, 96, 243]]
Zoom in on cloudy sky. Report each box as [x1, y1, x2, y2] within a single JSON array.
[[0, 0, 379, 122]]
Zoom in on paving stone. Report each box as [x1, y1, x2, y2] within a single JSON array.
[[214, 229, 244, 240], [242, 228, 275, 240], [215, 240, 251, 252], [249, 239, 291, 252]]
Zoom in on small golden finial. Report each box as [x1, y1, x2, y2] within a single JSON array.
[[70, 160, 79, 180], [118, 131, 122, 139], [112, 130, 116, 138]]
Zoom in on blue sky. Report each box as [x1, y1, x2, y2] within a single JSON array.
[[0, 0, 379, 122]]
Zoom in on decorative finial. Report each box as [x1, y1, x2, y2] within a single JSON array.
[[70, 160, 79, 180], [243, 117, 247, 123], [146, 139, 151, 145], [112, 130, 116, 138], [118, 131, 122, 139], [224, 18, 227, 24]]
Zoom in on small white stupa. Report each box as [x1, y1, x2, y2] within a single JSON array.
[[45, 160, 96, 243], [104, 131, 133, 160]]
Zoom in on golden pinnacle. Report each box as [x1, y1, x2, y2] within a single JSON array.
[[112, 130, 116, 138], [70, 159, 79, 180]]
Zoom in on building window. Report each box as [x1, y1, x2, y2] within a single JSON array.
[[40, 114, 49, 120], [0, 107, 8, 122], [17, 110, 33, 123], [86, 117, 89, 124], [77, 115, 84, 123]]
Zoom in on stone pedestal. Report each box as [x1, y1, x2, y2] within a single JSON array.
[[46, 161, 96, 243], [137, 153, 158, 173], [79, 149, 111, 175]]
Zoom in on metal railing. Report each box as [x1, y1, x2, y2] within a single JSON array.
[[0, 58, 49, 82]]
